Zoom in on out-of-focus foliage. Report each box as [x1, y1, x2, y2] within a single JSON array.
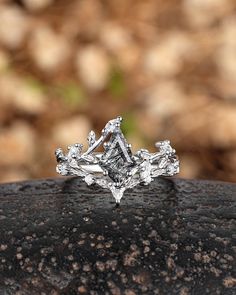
[[0, 0, 236, 183], [54, 82, 86, 107], [108, 67, 126, 99]]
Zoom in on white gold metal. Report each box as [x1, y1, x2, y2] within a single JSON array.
[[55, 116, 179, 204]]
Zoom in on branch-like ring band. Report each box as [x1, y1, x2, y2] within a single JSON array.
[[55, 116, 179, 204]]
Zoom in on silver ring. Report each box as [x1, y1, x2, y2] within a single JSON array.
[[55, 116, 179, 204]]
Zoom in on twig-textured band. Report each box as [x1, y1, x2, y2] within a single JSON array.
[[55, 116, 179, 203]]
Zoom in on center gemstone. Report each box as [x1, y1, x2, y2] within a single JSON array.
[[99, 132, 134, 183]]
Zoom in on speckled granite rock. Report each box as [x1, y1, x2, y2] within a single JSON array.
[[0, 177, 235, 295]]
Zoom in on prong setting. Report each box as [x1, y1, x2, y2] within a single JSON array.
[[55, 116, 179, 204]]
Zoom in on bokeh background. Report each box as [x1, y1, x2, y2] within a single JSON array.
[[0, 0, 236, 183]]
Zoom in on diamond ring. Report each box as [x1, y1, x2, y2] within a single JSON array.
[[55, 116, 179, 204]]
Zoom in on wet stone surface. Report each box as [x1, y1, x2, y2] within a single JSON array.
[[0, 177, 236, 295]]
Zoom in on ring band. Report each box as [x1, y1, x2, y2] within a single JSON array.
[[55, 116, 179, 204]]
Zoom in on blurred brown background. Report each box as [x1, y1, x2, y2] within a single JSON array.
[[0, 0, 236, 183]]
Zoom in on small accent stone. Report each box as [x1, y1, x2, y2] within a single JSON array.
[[84, 174, 94, 185]]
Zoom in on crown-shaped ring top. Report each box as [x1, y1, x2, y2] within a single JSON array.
[[55, 116, 179, 203]]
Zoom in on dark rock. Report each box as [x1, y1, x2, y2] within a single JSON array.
[[0, 177, 235, 294]]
